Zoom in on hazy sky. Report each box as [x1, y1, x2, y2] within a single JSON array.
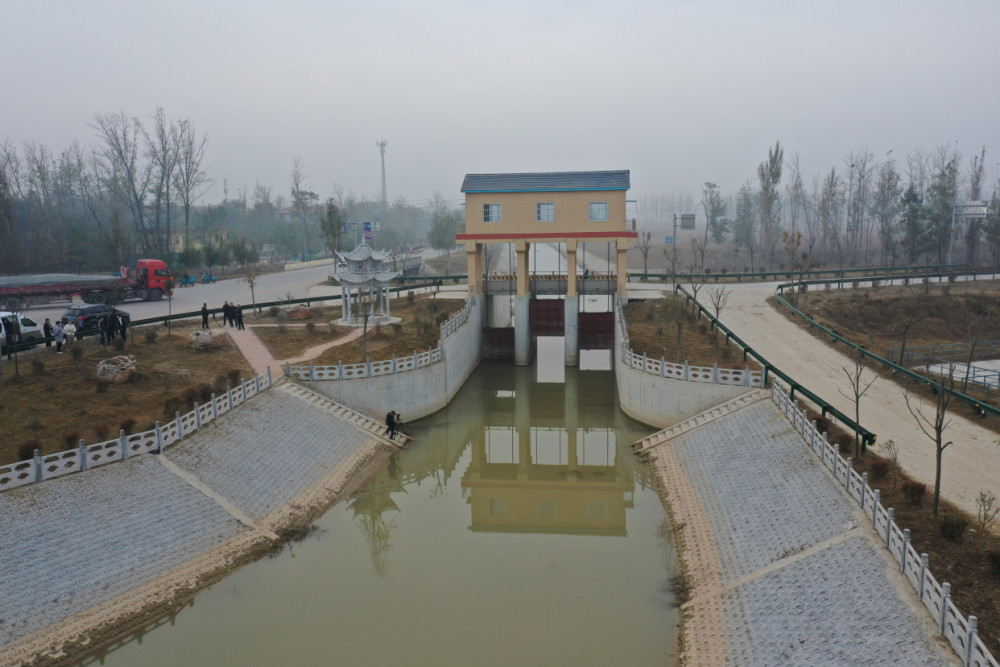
[[3, 0, 999, 207]]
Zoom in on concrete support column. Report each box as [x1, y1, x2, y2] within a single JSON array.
[[564, 296, 579, 366], [616, 239, 629, 296], [564, 370, 579, 482], [514, 295, 531, 366], [515, 241, 529, 297], [565, 239, 578, 298], [465, 241, 483, 295]]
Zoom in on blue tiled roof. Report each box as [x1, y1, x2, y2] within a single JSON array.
[[461, 170, 630, 193]]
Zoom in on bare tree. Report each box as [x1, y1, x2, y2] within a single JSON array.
[[702, 181, 729, 245], [706, 286, 731, 346], [903, 375, 955, 516], [974, 491, 999, 553], [172, 118, 211, 252], [290, 158, 319, 260], [143, 108, 178, 254], [881, 438, 900, 490], [960, 297, 998, 392], [243, 269, 263, 317], [839, 353, 877, 458], [91, 110, 155, 252], [635, 230, 653, 275], [686, 238, 708, 313], [756, 141, 784, 264], [889, 284, 935, 366]]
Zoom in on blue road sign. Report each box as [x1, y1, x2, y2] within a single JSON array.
[[665, 236, 674, 244]]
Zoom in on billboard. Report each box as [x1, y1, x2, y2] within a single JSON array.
[[679, 214, 696, 230]]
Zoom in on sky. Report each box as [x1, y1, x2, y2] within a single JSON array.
[[3, 0, 999, 208]]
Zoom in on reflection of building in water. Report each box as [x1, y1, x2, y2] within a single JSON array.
[[348, 457, 405, 576], [460, 368, 635, 536]]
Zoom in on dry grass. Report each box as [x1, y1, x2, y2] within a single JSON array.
[[623, 297, 763, 371], [0, 319, 252, 466], [250, 306, 355, 361]]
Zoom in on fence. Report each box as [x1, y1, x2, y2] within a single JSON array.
[[772, 382, 998, 667], [285, 295, 474, 382], [0, 368, 273, 493]]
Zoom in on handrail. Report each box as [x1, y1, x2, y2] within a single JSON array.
[[631, 262, 974, 284], [673, 283, 876, 450]]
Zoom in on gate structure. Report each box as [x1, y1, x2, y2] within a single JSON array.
[[457, 170, 636, 366]]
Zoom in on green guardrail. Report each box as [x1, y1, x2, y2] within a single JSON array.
[[631, 262, 972, 284], [673, 283, 877, 451], [773, 270, 1000, 422]]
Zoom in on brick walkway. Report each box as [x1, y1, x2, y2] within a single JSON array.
[[647, 400, 956, 665]]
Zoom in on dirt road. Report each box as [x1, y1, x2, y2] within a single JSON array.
[[721, 283, 1000, 519]]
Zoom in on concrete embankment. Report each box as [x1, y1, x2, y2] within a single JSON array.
[[0, 386, 394, 666]]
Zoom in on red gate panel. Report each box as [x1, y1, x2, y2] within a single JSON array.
[[529, 299, 564, 336], [579, 312, 614, 349]]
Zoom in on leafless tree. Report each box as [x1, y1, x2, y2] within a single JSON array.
[[635, 230, 653, 275], [172, 118, 211, 251], [686, 238, 708, 314], [960, 297, 998, 392], [903, 375, 955, 516], [889, 283, 935, 366], [881, 438, 900, 490], [706, 286, 731, 346], [974, 491, 999, 553], [243, 269, 263, 317], [756, 141, 784, 263], [91, 110, 155, 252], [143, 108, 178, 255], [290, 158, 319, 259], [839, 353, 877, 458]]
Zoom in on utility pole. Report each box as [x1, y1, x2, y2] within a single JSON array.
[[376, 139, 388, 209]]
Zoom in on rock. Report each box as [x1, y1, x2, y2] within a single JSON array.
[[277, 306, 311, 321], [189, 329, 227, 350], [97, 355, 137, 383]]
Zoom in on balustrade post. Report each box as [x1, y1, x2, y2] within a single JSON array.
[[310, 362, 315, 381], [901, 529, 911, 573], [34, 449, 42, 482], [211, 393, 218, 420], [873, 489, 880, 522], [683, 362, 689, 381], [744, 365, 750, 387], [811, 422, 817, 451], [661, 357, 666, 378], [226, 385, 234, 411], [642, 352, 647, 372], [940, 583, 951, 633], [255, 372, 261, 395], [367, 359, 373, 377], [338, 360, 344, 379], [861, 473, 869, 505], [846, 457, 853, 487], [966, 616, 978, 665], [286, 361, 291, 378], [392, 355, 397, 373], [155, 422, 163, 454], [919, 553, 929, 598], [176, 411, 184, 441], [194, 402, 202, 430], [713, 363, 719, 384], [120, 429, 128, 459], [886, 508, 894, 548], [79, 439, 88, 471], [414, 350, 419, 369]]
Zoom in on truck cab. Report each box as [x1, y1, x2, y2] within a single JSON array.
[[135, 259, 172, 301]]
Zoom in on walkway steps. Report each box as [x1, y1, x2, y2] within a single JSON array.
[[276, 381, 409, 449], [631, 389, 767, 459]]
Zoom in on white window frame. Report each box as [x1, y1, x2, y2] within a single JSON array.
[[589, 201, 609, 222], [536, 202, 555, 222], [483, 203, 502, 223]]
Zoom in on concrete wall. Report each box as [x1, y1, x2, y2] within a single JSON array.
[[308, 295, 483, 421], [614, 305, 751, 429]]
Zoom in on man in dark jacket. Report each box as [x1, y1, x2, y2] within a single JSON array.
[[201, 303, 209, 329], [235, 303, 245, 330], [43, 318, 53, 348], [221, 301, 231, 328]]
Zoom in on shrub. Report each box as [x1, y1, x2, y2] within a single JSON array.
[[305, 322, 316, 333], [62, 431, 82, 448], [227, 368, 243, 386], [199, 382, 214, 402], [71, 346, 83, 361], [113, 337, 125, 351], [392, 323, 402, 334], [837, 435, 853, 454], [798, 284, 808, 293], [903, 482, 926, 507], [95, 379, 110, 394], [93, 424, 111, 441], [213, 375, 229, 393], [824, 283, 832, 290], [17, 439, 42, 460], [939, 514, 968, 543], [869, 460, 890, 480], [120, 417, 137, 435], [407, 291, 415, 304], [942, 285, 951, 296], [181, 386, 200, 408], [987, 551, 1000, 577], [269, 305, 281, 318], [815, 416, 832, 435], [163, 396, 183, 418], [903, 277, 910, 286], [145, 329, 158, 343], [948, 274, 957, 283], [31, 358, 45, 376]]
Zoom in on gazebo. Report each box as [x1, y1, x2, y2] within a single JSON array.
[[332, 240, 399, 326]]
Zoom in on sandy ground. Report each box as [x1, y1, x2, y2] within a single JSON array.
[[721, 283, 1000, 519]]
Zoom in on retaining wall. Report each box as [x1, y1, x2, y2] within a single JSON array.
[[303, 295, 483, 420]]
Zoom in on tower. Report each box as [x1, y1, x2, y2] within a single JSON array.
[[377, 139, 388, 208]]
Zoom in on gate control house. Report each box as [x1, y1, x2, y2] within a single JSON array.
[[457, 170, 635, 367]]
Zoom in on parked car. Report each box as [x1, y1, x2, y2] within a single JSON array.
[[61, 305, 130, 334], [0, 311, 44, 351]]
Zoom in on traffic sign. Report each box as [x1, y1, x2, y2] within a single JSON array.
[[665, 236, 673, 244]]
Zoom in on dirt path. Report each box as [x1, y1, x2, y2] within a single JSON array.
[[721, 284, 1000, 518]]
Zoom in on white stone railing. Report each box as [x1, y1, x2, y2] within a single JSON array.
[[772, 382, 998, 667], [286, 295, 474, 381], [0, 369, 274, 493], [616, 295, 762, 389]]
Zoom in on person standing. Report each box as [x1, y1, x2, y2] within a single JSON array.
[[53, 320, 65, 354], [221, 301, 231, 328], [201, 303, 209, 329], [106, 314, 118, 342], [391, 413, 401, 439], [99, 315, 108, 346], [43, 318, 53, 348], [235, 303, 245, 330], [63, 319, 77, 346], [117, 314, 128, 341], [385, 410, 396, 438]]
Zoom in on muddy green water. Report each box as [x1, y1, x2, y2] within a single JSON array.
[[89, 362, 677, 666]]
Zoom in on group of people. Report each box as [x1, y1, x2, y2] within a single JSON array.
[[42, 313, 127, 353], [385, 410, 402, 439], [220, 301, 245, 330]]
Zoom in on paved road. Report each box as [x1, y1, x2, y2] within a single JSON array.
[[719, 280, 1000, 520]]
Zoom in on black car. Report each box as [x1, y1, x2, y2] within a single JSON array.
[[61, 305, 131, 333]]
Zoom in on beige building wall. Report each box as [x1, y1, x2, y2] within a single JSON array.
[[463, 190, 628, 238]]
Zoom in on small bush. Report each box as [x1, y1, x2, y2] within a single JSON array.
[[112, 338, 125, 351], [942, 285, 951, 296], [903, 481, 926, 507], [213, 375, 229, 393], [145, 329, 158, 343], [837, 435, 853, 454], [269, 305, 281, 317], [305, 322, 316, 333], [407, 291, 415, 304], [71, 346, 83, 361], [17, 439, 42, 460], [199, 383, 214, 402], [95, 379, 110, 394], [903, 277, 910, 286], [824, 283, 832, 290], [31, 358, 45, 376], [815, 416, 832, 435], [798, 284, 808, 293], [93, 424, 111, 441], [939, 514, 968, 543], [948, 274, 957, 283], [120, 417, 137, 435], [392, 323, 402, 334], [62, 431, 81, 448], [163, 396, 183, 418], [181, 386, 200, 408], [869, 460, 890, 480], [129, 370, 147, 384], [987, 551, 1000, 577], [227, 368, 243, 386]]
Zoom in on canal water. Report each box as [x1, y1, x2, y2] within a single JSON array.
[[90, 358, 677, 666]]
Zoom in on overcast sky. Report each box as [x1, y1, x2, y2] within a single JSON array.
[[3, 0, 999, 207]]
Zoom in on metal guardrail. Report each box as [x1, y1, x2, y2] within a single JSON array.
[[673, 283, 877, 450], [631, 262, 973, 284], [773, 271, 1000, 422]]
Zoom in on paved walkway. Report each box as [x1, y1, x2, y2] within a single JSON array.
[[222, 323, 363, 377], [646, 398, 956, 665]]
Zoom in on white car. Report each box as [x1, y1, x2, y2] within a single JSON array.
[[0, 311, 44, 351]]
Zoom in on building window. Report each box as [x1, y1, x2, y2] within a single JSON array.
[[483, 203, 502, 223], [588, 500, 607, 519], [589, 202, 608, 222], [536, 203, 555, 222], [488, 497, 507, 516], [538, 500, 556, 518]]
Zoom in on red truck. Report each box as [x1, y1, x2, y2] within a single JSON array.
[[0, 259, 173, 311]]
